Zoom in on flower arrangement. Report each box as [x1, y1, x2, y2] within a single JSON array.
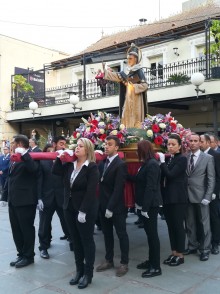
[[68, 111, 128, 150], [142, 112, 191, 151]]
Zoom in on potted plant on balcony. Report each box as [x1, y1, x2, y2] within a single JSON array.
[[167, 73, 190, 84], [12, 74, 34, 109], [210, 20, 220, 78]]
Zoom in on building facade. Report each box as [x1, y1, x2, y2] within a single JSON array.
[[3, 0, 220, 146]]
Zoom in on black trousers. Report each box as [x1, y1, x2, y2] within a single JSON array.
[[210, 198, 220, 246], [9, 203, 36, 259], [38, 199, 69, 250], [143, 207, 160, 269], [100, 211, 129, 265], [64, 201, 97, 277], [163, 203, 187, 253]]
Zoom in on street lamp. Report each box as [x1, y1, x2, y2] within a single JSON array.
[[66, 91, 82, 114], [191, 72, 205, 98], [29, 101, 41, 119]]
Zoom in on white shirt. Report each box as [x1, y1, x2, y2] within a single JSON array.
[[70, 160, 89, 187], [107, 153, 118, 167], [204, 147, 211, 154], [190, 149, 201, 166]]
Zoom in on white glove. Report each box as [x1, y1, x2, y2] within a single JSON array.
[[0, 201, 7, 207], [78, 211, 86, 223], [95, 150, 104, 155], [105, 209, 113, 218], [201, 199, 210, 206], [56, 150, 65, 158], [37, 199, 44, 211], [212, 194, 216, 200], [141, 211, 149, 218], [135, 203, 142, 210], [15, 147, 26, 155], [63, 150, 74, 156], [157, 152, 165, 163]]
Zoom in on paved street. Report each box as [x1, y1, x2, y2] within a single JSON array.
[[0, 206, 220, 294]]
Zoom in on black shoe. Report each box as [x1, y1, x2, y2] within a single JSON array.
[[211, 245, 219, 255], [183, 248, 197, 255], [142, 268, 162, 278], [169, 256, 184, 266], [60, 235, 68, 240], [78, 275, 92, 289], [137, 260, 151, 270], [163, 255, 175, 265], [15, 257, 34, 268], [138, 223, 144, 229], [134, 218, 142, 225], [69, 242, 74, 252], [69, 271, 84, 285], [200, 253, 209, 261], [40, 249, 49, 259], [10, 256, 23, 267]]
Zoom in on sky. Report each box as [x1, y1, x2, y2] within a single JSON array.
[[0, 0, 185, 55]]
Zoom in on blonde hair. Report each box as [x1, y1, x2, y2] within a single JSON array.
[[78, 138, 96, 162]]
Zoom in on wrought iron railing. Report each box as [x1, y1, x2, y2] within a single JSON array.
[[11, 56, 220, 111]]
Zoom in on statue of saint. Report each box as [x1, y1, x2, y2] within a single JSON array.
[[104, 43, 148, 128]]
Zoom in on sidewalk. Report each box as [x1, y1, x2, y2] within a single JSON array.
[[0, 206, 220, 294]]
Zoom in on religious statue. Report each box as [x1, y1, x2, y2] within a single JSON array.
[[103, 43, 148, 128]]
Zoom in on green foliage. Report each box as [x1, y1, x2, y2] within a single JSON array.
[[167, 73, 190, 84], [12, 74, 34, 94], [210, 20, 220, 66], [125, 128, 148, 145]]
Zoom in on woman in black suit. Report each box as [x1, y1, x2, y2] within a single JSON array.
[[158, 134, 188, 266], [129, 140, 162, 278], [52, 138, 99, 290]]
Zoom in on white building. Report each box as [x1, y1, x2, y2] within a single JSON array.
[[4, 0, 220, 143]]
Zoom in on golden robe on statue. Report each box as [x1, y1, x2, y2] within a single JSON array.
[[104, 69, 148, 128]]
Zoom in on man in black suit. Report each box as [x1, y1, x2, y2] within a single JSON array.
[[209, 134, 220, 153], [29, 138, 42, 152], [200, 134, 220, 255], [96, 136, 129, 277], [38, 136, 70, 259], [2, 135, 39, 268]]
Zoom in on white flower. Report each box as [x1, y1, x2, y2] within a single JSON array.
[[120, 124, 125, 130], [86, 127, 90, 132], [99, 129, 105, 134], [111, 130, 118, 135], [76, 132, 81, 138], [98, 122, 105, 127], [177, 123, 183, 128], [159, 123, 166, 129], [69, 144, 76, 150], [146, 130, 153, 137]]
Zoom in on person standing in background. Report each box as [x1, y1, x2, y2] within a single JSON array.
[[0, 146, 10, 192], [184, 133, 215, 261], [200, 134, 220, 255], [29, 138, 42, 152]]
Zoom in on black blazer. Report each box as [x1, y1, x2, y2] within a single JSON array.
[[29, 147, 42, 152], [38, 160, 65, 207], [134, 158, 162, 212], [52, 158, 99, 213], [2, 152, 39, 206], [160, 153, 188, 204], [208, 148, 220, 196], [98, 155, 127, 214]]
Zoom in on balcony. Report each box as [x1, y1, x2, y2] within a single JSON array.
[[10, 56, 220, 111]]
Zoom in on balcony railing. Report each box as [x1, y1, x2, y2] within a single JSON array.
[[11, 56, 220, 111]]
